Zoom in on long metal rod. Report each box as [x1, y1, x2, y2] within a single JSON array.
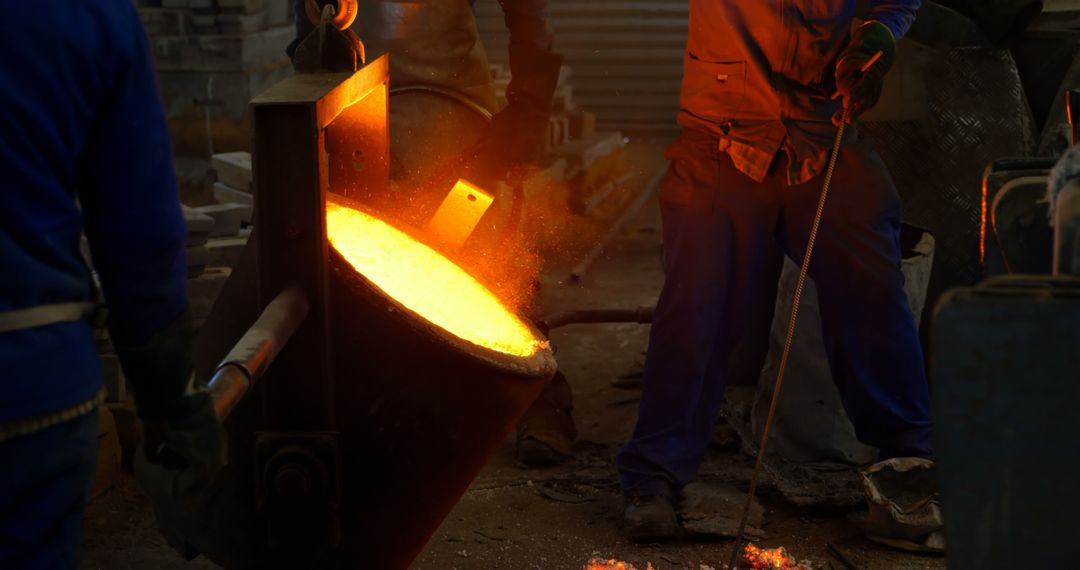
[[726, 118, 848, 570], [537, 306, 654, 335], [208, 287, 310, 421]]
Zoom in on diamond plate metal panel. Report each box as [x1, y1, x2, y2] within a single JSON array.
[[861, 47, 1035, 321]]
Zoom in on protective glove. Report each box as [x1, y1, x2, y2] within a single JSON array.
[[834, 21, 896, 125], [462, 45, 564, 185], [116, 310, 226, 499]]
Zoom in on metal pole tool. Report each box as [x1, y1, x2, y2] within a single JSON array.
[[725, 51, 881, 569]]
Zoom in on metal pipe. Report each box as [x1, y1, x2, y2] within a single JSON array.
[[537, 306, 654, 335], [208, 287, 310, 421]]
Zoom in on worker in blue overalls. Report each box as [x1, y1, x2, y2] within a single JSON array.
[[0, 2, 224, 566], [293, 0, 578, 467], [616, 0, 933, 541]]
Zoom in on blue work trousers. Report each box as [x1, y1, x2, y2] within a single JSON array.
[[0, 410, 98, 569], [617, 130, 932, 498]]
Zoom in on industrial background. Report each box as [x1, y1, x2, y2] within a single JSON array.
[[75, 1, 1080, 569]]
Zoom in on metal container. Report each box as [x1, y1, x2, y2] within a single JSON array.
[[158, 24, 557, 566], [933, 275, 1080, 569], [327, 248, 554, 568]]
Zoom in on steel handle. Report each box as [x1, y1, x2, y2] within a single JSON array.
[[208, 287, 310, 421]]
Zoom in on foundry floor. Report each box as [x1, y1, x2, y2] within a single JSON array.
[[81, 137, 946, 570]]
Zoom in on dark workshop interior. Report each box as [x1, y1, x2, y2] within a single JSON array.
[[2, 1, 1079, 569]]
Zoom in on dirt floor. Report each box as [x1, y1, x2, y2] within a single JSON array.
[[81, 136, 946, 570]]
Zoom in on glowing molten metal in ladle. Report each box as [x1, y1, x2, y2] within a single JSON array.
[[326, 194, 543, 357]]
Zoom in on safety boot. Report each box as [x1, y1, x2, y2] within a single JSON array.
[[515, 370, 576, 468], [623, 494, 678, 543]]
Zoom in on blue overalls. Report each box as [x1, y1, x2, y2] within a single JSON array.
[[0, 2, 187, 566], [617, 0, 932, 499]]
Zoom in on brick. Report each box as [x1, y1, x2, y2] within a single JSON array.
[[265, 0, 292, 26], [190, 0, 265, 13], [522, 158, 569, 204], [557, 65, 573, 88], [188, 267, 232, 323], [191, 13, 217, 30], [553, 115, 570, 147], [183, 205, 215, 246], [552, 84, 575, 112], [187, 244, 210, 277], [150, 25, 293, 72], [214, 182, 254, 208], [207, 236, 249, 268], [156, 60, 293, 154], [138, 8, 190, 36], [542, 115, 571, 157], [555, 131, 626, 171], [192, 203, 252, 237], [212, 151, 253, 190], [568, 110, 597, 139], [218, 11, 268, 34]]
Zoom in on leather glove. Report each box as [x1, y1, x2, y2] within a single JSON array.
[[117, 310, 226, 498], [462, 45, 564, 186], [834, 21, 896, 125]]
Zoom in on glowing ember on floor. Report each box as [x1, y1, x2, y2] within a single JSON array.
[[326, 194, 544, 357], [584, 560, 653, 570], [742, 544, 810, 569]]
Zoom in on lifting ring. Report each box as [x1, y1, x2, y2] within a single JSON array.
[[305, 0, 358, 30]]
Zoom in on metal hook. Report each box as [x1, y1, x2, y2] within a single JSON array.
[[305, 0, 358, 30]]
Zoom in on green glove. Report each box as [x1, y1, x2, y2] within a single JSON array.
[[463, 45, 564, 185], [834, 21, 896, 125], [116, 310, 226, 496]]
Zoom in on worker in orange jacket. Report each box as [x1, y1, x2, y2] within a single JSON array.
[[617, 0, 933, 542]]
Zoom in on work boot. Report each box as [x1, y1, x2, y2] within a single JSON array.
[[861, 458, 945, 553], [623, 495, 679, 543], [515, 370, 577, 468]]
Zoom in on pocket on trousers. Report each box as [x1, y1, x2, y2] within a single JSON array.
[[681, 54, 747, 123], [659, 140, 717, 212]]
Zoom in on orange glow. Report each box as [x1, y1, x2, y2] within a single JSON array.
[[743, 544, 809, 570], [326, 194, 544, 357], [584, 560, 653, 570]]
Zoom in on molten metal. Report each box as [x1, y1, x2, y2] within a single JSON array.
[[326, 195, 543, 356], [743, 544, 809, 570]]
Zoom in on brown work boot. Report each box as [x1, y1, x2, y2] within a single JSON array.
[[515, 370, 577, 468], [623, 495, 679, 543]]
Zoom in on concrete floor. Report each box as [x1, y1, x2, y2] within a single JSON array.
[[81, 139, 946, 570]]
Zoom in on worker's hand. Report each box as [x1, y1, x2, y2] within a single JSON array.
[[138, 385, 226, 497], [463, 45, 564, 184], [116, 311, 227, 498], [833, 21, 896, 125]]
